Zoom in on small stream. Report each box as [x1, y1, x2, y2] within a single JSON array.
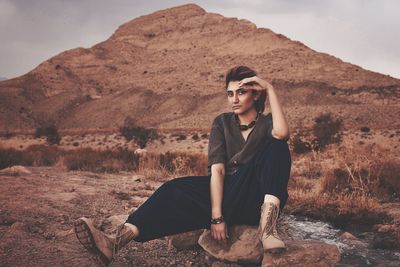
[[283, 215, 400, 266]]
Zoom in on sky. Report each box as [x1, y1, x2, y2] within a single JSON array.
[[1, 0, 399, 79]]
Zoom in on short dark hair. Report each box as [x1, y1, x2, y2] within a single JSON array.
[[225, 65, 267, 114]]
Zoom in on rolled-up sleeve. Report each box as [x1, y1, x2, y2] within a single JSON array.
[[207, 116, 227, 171]]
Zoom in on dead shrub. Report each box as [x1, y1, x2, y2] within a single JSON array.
[[25, 144, 60, 166], [63, 148, 139, 173], [318, 145, 399, 201], [376, 160, 400, 200], [34, 125, 61, 145], [159, 151, 207, 176], [0, 147, 33, 169], [286, 189, 389, 230], [312, 113, 343, 151], [0, 131, 14, 138], [292, 133, 312, 154], [119, 116, 159, 148], [136, 151, 208, 181]]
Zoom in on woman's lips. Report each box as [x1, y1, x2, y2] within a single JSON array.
[[233, 106, 241, 109]]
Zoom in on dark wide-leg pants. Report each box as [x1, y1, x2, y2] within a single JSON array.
[[126, 138, 291, 242]]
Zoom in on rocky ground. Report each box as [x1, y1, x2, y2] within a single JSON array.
[[0, 166, 231, 267], [1, 165, 399, 266], [1, 127, 399, 266]]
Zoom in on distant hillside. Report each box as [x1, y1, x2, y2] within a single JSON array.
[[0, 3, 399, 131]]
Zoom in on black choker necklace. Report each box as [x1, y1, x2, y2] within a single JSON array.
[[235, 113, 259, 131]]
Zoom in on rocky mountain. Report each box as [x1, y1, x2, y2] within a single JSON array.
[[1, 3, 399, 131]]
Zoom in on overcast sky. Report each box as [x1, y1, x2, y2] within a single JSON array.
[[1, 0, 399, 79]]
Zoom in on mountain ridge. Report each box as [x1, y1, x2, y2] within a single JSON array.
[[0, 3, 399, 131]]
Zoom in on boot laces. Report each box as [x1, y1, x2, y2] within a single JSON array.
[[113, 224, 135, 256], [259, 203, 280, 240]]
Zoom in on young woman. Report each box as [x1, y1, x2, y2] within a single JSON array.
[[74, 65, 291, 266]]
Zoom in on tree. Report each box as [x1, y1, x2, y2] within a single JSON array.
[[34, 124, 61, 145]]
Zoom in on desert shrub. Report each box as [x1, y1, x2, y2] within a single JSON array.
[[159, 151, 207, 175], [63, 147, 139, 173], [0, 131, 14, 138], [34, 124, 61, 145], [159, 151, 176, 173], [292, 133, 312, 154], [119, 117, 159, 148], [319, 151, 400, 201], [0, 147, 33, 169], [25, 144, 60, 166], [319, 168, 353, 194], [375, 160, 400, 200], [175, 134, 186, 141], [286, 191, 388, 230], [201, 133, 208, 139], [360, 126, 370, 133], [0, 144, 61, 168], [312, 113, 343, 151], [192, 133, 200, 141]]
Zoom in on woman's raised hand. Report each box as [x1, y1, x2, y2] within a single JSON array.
[[211, 221, 229, 243], [238, 76, 273, 91]]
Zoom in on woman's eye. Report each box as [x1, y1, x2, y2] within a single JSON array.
[[238, 89, 247, 94], [227, 91, 233, 97]]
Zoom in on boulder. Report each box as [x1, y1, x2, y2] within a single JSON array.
[[198, 225, 341, 266], [0, 165, 32, 176], [166, 229, 204, 250], [339, 231, 358, 241], [339, 231, 367, 248], [261, 240, 341, 267], [198, 225, 263, 263]]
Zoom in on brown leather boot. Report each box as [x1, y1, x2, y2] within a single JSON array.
[[258, 202, 286, 254], [74, 217, 114, 266], [113, 223, 137, 256]]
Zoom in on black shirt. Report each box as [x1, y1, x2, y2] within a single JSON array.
[[207, 112, 277, 176]]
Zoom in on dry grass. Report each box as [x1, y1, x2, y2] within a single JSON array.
[[287, 142, 398, 229], [318, 143, 400, 200], [137, 151, 208, 182], [0, 145, 208, 177], [60, 148, 140, 172], [0, 144, 60, 169]]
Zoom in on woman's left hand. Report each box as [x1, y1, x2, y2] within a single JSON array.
[[238, 76, 273, 91]]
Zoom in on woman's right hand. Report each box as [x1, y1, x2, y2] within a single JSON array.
[[211, 221, 229, 242]]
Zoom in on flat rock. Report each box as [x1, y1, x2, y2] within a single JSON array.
[[0, 165, 32, 175], [166, 229, 204, 250], [198, 225, 341, 266], [198, 225, 263, 263], [262, 240, 341, 267]]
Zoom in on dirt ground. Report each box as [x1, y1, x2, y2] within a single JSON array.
[[0, 166, 257, 267], [1, 129, 399, 266]]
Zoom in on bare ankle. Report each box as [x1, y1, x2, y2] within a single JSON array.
[[124, 223, 140, 238]]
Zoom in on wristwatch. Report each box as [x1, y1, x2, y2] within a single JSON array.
[[211, 215, 224, 224]]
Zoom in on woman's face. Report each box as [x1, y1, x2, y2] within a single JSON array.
[[226, 81, 259, 115]]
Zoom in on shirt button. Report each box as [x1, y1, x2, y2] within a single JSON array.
[[233, 160, 238, 165]]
